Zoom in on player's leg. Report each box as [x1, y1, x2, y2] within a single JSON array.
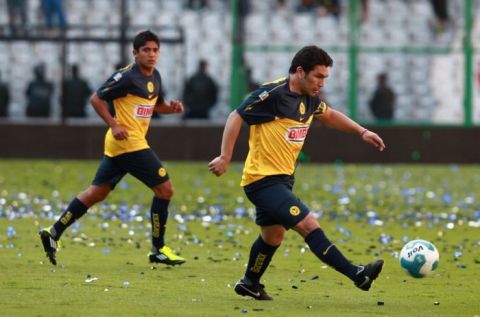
[[149, 180, 185, 265], [39, 184, 112, 265], [234, 182, 296, 300], [294, 214, 358, 279], [150, 179, 173, 250], [234, 225, 284, 300], [40, 156, 122, 265], [245, 225, 284, 285], [294, 213, 383, 291], [54, 185, 111, 237], [122, 149, 185, 265]]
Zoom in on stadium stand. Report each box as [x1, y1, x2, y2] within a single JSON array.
[[0, 0, 477, 124]]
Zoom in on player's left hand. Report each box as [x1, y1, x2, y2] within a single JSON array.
[[361, 130, 385, 151], [208, 156, 229, 176], [169, 100, 184, 113]]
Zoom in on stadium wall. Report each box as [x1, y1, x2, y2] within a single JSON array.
[[0, 124, 478, 163]]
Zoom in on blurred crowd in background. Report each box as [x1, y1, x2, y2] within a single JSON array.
[[0, 0, 478, 124]]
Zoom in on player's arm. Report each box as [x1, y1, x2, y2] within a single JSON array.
[[318, 107, 385, 151], [90, 93, 128, 140], [208, 110, 243, 176], [154, 100, 184, 114]]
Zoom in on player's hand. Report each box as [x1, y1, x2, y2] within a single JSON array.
[[112, 124, 129, 140], [208, 156, 229, 176], [169, 100, 184, 113], [361, 130, 385, 151]]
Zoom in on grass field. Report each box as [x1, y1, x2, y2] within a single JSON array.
[[0, 160, 479, 317]]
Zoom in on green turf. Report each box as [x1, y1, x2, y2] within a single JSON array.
[[0, 160, 479, 316]]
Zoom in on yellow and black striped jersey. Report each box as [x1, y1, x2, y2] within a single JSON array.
[[96, 63, 164, 157], [237, 77, 328, 186]]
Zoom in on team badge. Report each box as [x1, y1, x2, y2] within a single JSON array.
[[289, 206, 300, 216], [316, 101, 327, 114], [299, 102, 306, 115], [158, 168, 167, 177], [147, 81, 154, 93]]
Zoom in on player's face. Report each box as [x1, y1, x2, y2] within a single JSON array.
[[134, 41, 160, 71], [299, 65, 329, 97]]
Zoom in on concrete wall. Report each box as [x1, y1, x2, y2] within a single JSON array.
[[1, 122, 479, 163]]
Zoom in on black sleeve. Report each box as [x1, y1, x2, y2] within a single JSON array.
[[236, 88, 277, 125], [96, 71, 130, 101], [313, 99, 329, 116]]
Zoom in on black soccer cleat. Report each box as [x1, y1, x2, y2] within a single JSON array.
[[234, 278, 273, 300], [39, 228, 58, 265], [354, 259, 384, 291]]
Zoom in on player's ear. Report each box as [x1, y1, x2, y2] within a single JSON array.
[[296, 66, 305, 79]]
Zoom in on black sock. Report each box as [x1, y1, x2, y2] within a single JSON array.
[[305, 228, 357, 281], [244, 235, 279, 285], [51, 197, 88, 240], [150, 197, 169, 251]]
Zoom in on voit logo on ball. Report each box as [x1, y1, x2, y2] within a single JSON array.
[[399, 239, 440, 278]]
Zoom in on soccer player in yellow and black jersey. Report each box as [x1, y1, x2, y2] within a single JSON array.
[[40, 30, 186, 266], [209, 46, 386, 300]]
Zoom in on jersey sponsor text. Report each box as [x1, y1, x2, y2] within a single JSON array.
[[135, 105, 154, 118], [286, 126, 309, 142]]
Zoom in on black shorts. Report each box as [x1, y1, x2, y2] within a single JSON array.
[[244, 175, 309, 229], [92, 148, 169, 189]]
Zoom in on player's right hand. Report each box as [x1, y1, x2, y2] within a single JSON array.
[[208, 156, 228, 176], [361, 130, 385, 151], [112, 124, 129, 140]]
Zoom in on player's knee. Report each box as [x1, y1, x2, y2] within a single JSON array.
[[153, 183, 174, 200], [261, 227, 285, 246], [294, 213, 320, 238], [263, 234, 284, 246], [162, 187, 174, 200], [90, 190, 109, 203], [81, 185, 110, 204]]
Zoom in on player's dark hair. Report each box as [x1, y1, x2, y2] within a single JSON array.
[[133, 30, 160, 51], [288, 46, 333, 74]]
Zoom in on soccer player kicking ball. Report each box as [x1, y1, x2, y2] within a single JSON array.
[[40, 30, 186, 266], [208, 46, 386, 300]]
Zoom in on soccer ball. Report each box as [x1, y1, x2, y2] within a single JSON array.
[[399, 239, 439, 278]]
